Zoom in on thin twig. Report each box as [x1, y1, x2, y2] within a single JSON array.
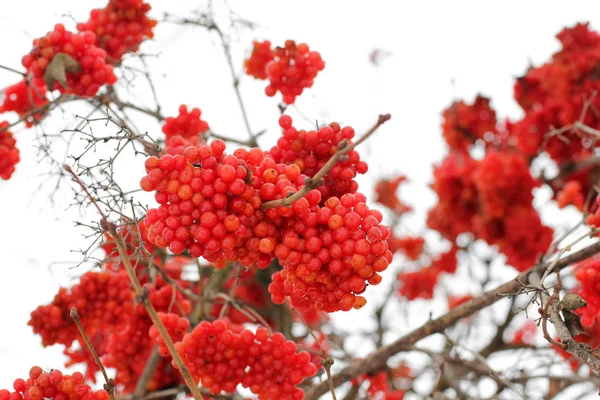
[[70, 308, 116, 399], [291, 306, 337, 400]]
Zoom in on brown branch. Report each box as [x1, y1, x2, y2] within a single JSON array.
[[544, 280, 600, 375], [70, 308, 116, 400], [262, 113, 391, 209], [305, 240, 600, 399]]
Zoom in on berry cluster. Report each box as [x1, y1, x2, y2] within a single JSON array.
[[0, 80, 49, 127], [267, 116, 368, 200], [585, 195, 600, 228], [427, 150, 553, 271], [29, 263, 190, 391], [388, 236, 425, 260], [21, 24, 117, 97], [556, 180, 585, 211], [0, 367, 109, 400], [245, 40, 274, 80], [149, 312, 190, 357], [512, 23, 600, 162], [573, 259, 600, 337], [268, 194, 392, 312], [171, 319, 317, 398], [162, 105, 210, 155], [397, 246, 457, 300], [77, 0, 157, 63], [442, 95, 498, 151], [140, 140, 277, 268], [141, 116, 392, 312], [374, 175, 412, 217], [256, 40, 325, 104], [352, 371, 405, 400], [0, 122, 19, 180]]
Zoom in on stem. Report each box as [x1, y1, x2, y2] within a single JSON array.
[[291, 306, 337, 400], [70, 308, 115, 400]]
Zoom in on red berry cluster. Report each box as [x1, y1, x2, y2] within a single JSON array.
[[0, 122, 19, 180], [512, 23, 600, 162], [584, 195, 600, 228], [397, 246, 457, 300], [140, 140, 278, 268], [22, 24, 117, 97], [556, 180, 585, 211], [388, 236, 425, 260], [353, 371, 405, 400], [77, 0, 157, 63], [0, 80, 49, 127], [142, 116, 392, 312], [149, 312, 190, 356], [0, 367, 109, 400], [245, 41, 274, 80], [268, 193, 392, 312], [427, 150, 553, 271], [261, 40, 325, 104], [172, 319, 317, 398], [374, 175, 412, 217], [573, 259, 600, 337], [162, 105, 210, 155], [442, 95, 498, 151], [29, 264, 191, 391], [267, 116, 368, 200], [426, 151, 480, 240]]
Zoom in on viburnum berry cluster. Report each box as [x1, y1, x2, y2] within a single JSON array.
[[513, 23, 600, 162], [141, 115, 392, 312], [29, 231, 192, 391], [0, 80, 49, 127], [161, 105, 210, 155], [245, 40, 325, 104], [374, 175, 412, 217], [396, 246, 457, 300], [442, 95, 499, 151], [0, 122, 20, 181], [21, 24, 117, 97], [427, 148, 553, 271], [245, 40, 274, 80], [154, 318, 317, 399], [77, 0, 157, 63], [0, 367, 109, 400]]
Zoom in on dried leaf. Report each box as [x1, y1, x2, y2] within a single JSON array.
[[44, 53, 81, 91]]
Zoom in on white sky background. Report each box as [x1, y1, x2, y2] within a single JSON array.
[[1, 0, 600, 398]]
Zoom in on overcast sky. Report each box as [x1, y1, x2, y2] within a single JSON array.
[[1, 1, 600, 398]]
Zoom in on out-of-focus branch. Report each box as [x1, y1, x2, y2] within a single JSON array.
[[305, 240, 600, 399]]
